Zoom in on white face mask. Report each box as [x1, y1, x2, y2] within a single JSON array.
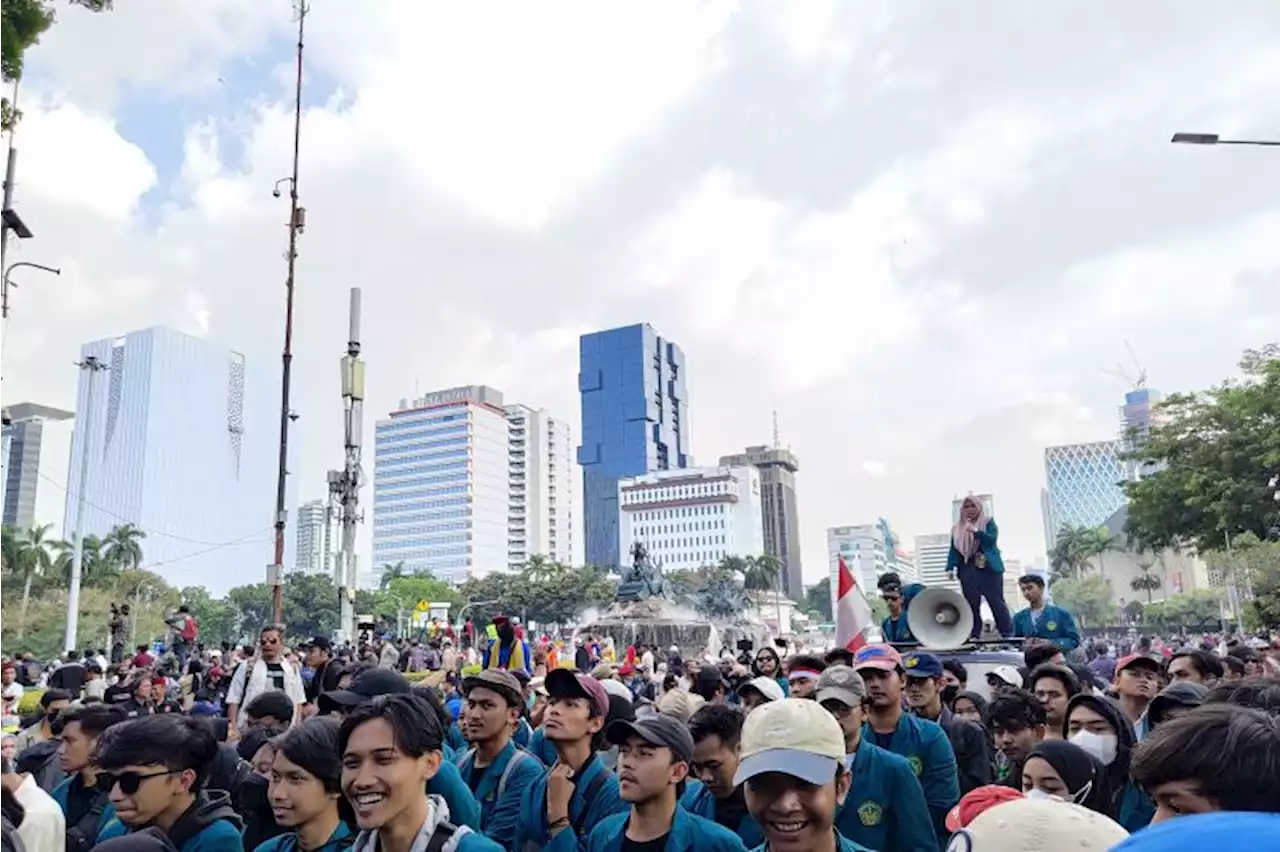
[[1023, 788, 1058, 802], [1070, 730, 1118, 766]]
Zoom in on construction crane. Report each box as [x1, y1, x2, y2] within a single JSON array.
[[1101, 340, 1147, 390]]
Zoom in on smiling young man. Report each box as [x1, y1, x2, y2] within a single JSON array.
[[734, 698, 873, 852], [455, 669, 544, 848], [586, 715, 745, 851], [513, 670, 627, 851], [94, 715, 243, 852], [52, 704, 128, 852]]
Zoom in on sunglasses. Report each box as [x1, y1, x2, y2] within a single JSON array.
[[103, 768, 182, 794]]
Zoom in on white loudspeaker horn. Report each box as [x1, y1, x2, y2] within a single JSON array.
[[907, 587, 974, 651]]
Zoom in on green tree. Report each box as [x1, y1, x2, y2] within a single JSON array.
[[804, 576, 833, 622], [103, 523, 146, 572], [1123, 345, 1280, 555], [1207, 532, 1280, 629], [379, 561, 407, 590], [282, 572, 342, 640], [1050, 575, 1116, 627], [1049, 524, 1096, 580], [738, 554, 782, 619], [179, 586, 241, 646], [226, 583, 275, 638], [1129, 559, 1163, 603], [1, 0, 112, 129], [1123, 599, 1145, 624], [3, 522, 55, 637]]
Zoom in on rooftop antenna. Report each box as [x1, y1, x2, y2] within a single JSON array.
[[772, 410, 780, 449]]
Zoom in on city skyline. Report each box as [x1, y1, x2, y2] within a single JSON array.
[[4, 3, 1276, 589]]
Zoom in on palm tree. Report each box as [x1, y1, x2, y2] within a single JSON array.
[[1050, 524, 1094, 579], [744, 553, 784, 627], [522, 555, 563, 584], [7, 523, 55, 638], [103, 523, 146, 571], [53, 533, 115, 588], [379, 561, 407, 589], [1087, 526, 1121, 582]]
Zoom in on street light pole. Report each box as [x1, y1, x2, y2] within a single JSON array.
[[3, 261, 60, 319], [271, 0, 309, 626], [1170, 132, 1280, 147], [66, 355, 109, 652]]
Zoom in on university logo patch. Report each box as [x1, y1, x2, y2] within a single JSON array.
[[1046, 621, 1058, 632], [909, 755, 923, 776], [858, 801, 883, 826]]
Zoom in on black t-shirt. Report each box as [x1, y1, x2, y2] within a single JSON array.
[[467, 763, 490, 795], [873, 730, 894, 750], [621, 831, 670, 852], [49, 663, 87, 695], [714, 787, 749, 833]]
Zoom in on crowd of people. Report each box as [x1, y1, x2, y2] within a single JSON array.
[[2, 583, 1280, 852]]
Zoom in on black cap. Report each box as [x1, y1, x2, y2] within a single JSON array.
[[695, 665, 728, 692], [319, 668, 411, 712], [304, 636, 331, 652], [606, 715, 694, 763]]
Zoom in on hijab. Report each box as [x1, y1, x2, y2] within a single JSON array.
[[952, 496, 990, 559], [1062, 694, 1136, 818], [1026, 740, 1112, 817]]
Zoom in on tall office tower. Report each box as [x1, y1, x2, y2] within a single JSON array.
[[1041, 440, 1128, 551], [2, 403, 74, 528], [295, 499, 331, 575], [372, 385, 509, 585], [63, 327, 282, 588], [951, 493, 995, 524], [827, 520, 917, 596], [719, 445, 803, 598], [1120, 387, 1164, 479], [913, 533, 960, 594], [617, 465, 763, 573], [578, 324, 689, 567], [505, 404, 573, 570]]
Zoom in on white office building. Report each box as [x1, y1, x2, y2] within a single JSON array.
[[827, 521, 918, 594], [63, 327, 283, 590], [912, 533, 961, 594], [617, 465, 764, 573], [295, 499, 331, 576], [505, 404, 573, 570]]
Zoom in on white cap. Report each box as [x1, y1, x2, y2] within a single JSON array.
[[988, 665, 1023, 688], [739, 676, 785, 703], [601, 678, 634, 702], [734, 698, 845, 787], [954, 798, 1128, 851]]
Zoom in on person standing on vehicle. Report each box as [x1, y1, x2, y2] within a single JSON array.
[[901, 653, 992, 795], [1011, 575, 1080, 652], [945, 496, 1013, 639]]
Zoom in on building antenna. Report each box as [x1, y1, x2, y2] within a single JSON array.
[[772, 409, 780, 449]]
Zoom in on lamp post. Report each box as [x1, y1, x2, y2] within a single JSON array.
[[1170, 132, 1280, 147], [2, 261, 59, 319]]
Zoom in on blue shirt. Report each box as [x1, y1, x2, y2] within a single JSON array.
[[1011, 604, 1080, 651], [881, 616, 916, 644], [586, 807, 747, 852], [252, 820, 354, 852], [837, 738, 939, 852], [427, 760, 483, 831], [680, 781, 764, 848], [750, 834, 874, 852], [454, 740, 545, 847], [52, 775, 119, 841], [861, 712, 959, 846], [527, 727, 561, 766], [513, 753, 627, 852]]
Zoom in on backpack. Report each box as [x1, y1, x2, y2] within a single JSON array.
[[454, 748, 531, 801], [65, 792, 109, 852], [180, 616, 198, 643]]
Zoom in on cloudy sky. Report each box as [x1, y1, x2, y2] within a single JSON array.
[[6, 0, 1278, 592]]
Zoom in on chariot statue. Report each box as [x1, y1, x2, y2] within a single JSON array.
[[616, 541, 667, 602]]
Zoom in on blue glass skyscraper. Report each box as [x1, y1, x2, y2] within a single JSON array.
[[578, 324, 689, 567]]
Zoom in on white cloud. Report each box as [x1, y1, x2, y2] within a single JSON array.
[[862, 461, 888, 477]]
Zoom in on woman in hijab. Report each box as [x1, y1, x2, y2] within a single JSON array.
[[1021, 740, 1113, 817], [1063, 693, 1155, 832], [946, 495, 1013, 639]]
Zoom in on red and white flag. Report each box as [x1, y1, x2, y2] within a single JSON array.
[[836, 555, 872, 652]]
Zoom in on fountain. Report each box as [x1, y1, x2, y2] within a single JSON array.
[[579, 543, 769, 657]]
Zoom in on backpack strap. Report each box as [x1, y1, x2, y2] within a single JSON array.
[[423, 819, 472, 852], [66, 792, 109, 852], [496, 750, 528, 800], [571, 768, 609, 837], [454, 748, 476, 771]]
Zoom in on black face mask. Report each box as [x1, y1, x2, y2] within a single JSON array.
[[941, 685, 960, 707], [239, 774, 271, 815], [498, 626, 515, 645]]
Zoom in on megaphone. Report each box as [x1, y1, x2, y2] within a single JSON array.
[[907, 587, 974, 650]]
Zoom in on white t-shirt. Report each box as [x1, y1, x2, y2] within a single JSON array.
[[14, 773, 66, 852], [1, 682, 23, 715]]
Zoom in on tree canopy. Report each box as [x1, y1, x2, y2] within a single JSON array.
[[2, 0, 111, 128], [1123, 345, 1280, 555]]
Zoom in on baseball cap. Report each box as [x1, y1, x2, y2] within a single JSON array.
[[1115, 654, 1162, 679], [1111, 812, 1280, 852], [954, 798, 1128, 850], [462, 669, 524, 706], [606, 714, 695, 763], [853, 643, 902, 673], [945, 784, 1025, 831], [529, 676, 547, 697], [815, 665, 867, 707], [303, 636, 331, 652], [901, 652, 943, 679], [695, 665, 728, 693], [738, 676, 785, 704], [986, 665, 1023, 688], [545, 668, 609, 718], [733, 698, 846, 787], [320, 668, 411, 710]]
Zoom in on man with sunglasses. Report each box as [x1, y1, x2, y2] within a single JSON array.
[[95, 715, 243, 852], [225, 625, 305, 740], [875, 573, 922, 645]]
